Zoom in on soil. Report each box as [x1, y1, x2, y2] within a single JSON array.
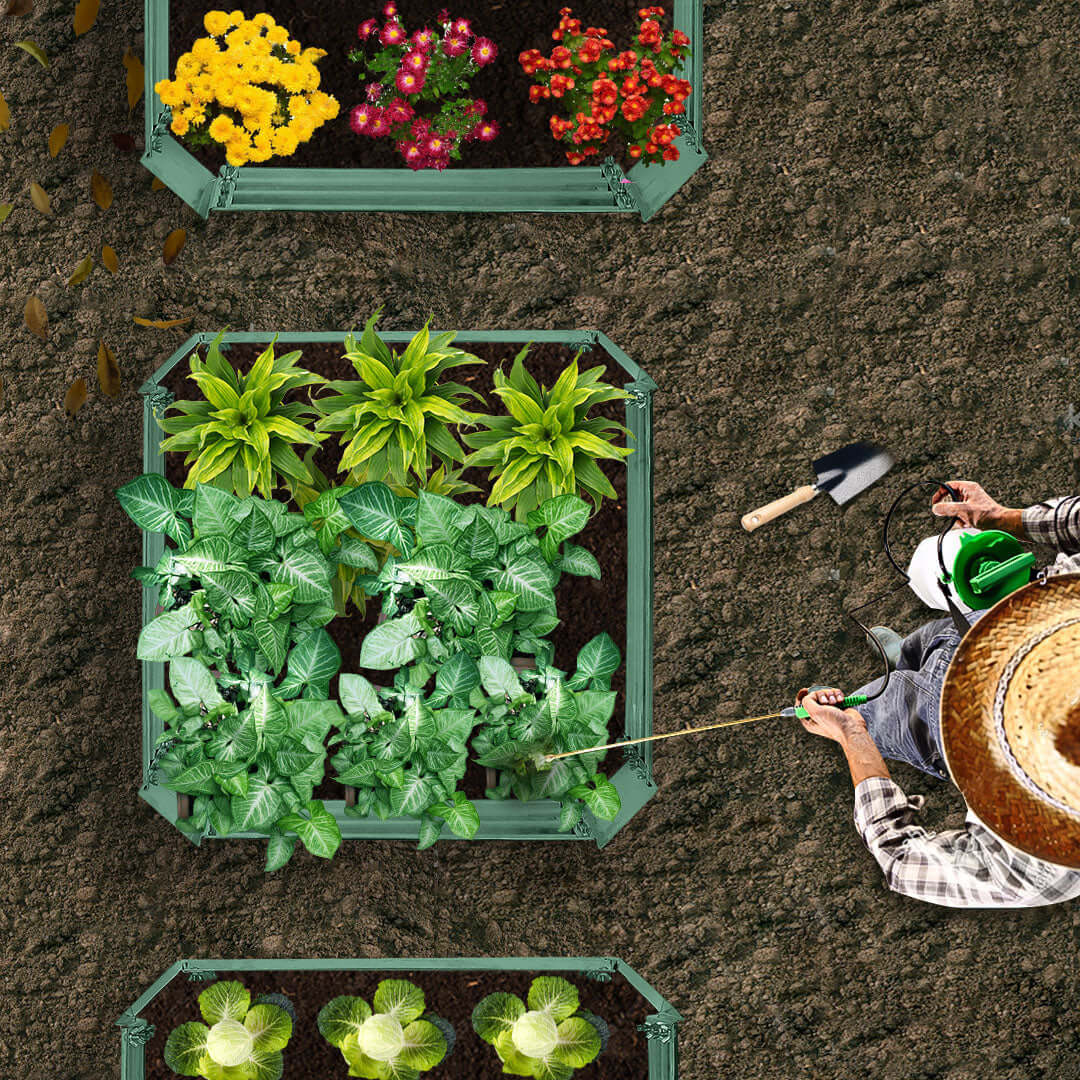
[[161, 339, 628, 800], [4, 1, 1080, 1079], [141, 968, 650, 1079], [166, 0, 645, 171]]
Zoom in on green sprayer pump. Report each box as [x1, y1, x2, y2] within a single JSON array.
[[947, 529, 1035, 609]]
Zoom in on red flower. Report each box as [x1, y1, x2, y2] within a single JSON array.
[[663, 145, 679, 161], [471, 37, 497, 65], [621, 94, 650, 122], [442, 33, 469, 57], [400, 141, 425, 169], [366, 82, 383, 102], [578, 38, 603, 63], [379, 21, 405, 46], [395, 67, 425, 93], [436, 8, 450, 23], [672, 29, 690, 46], [550, 45, 573, 68], [450, 17, 471, 36], [519, 48, 545, 74], [549, 73, 576, 97], [402, 49, 429, 75], [382, 1, 397, 16], [369, 111, 391, 137], [566, 150, 586, 164], [662, 99, 685, 115], [467, 98, 487, 115], [591, 77, 618, 106], [638, 19, 662, 46], [529, 84, 551, 102], [629, 144, 643, 158], [411, 27, 435, 51], [472, 119, 499, 142], [384, 97, 414, 124], [350, 104, 381, 135], [357, 17, 378, 40]]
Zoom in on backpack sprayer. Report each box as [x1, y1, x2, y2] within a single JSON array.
[[544, 480, 1039, 765]]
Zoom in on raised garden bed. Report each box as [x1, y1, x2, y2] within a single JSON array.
[[118, 958, 681, 1080], [133, 329, 656, 856], [141, 0, 705, 218]]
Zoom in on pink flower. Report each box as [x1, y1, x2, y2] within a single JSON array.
[[436, 8, 450, 24], [471, 37, 497, 65], [350, 104, 380, 134], [410, 116, 431, 138], [369, 111, 392, 137], [382, 1, 397, 16], [384, 96, 414, 124], [411, 27, 435, 51], [365, 82, 383, 101], [442, 33, 468, 57], [427, 152, 450, 171], [395, 67, 425, 93], [402, 49, 429, 75], [465, 98, 487, 116], [400, 141, 425, 169], [379, 21, 405, 45], [357, 17, 378, 40], [451, 17, 471, 36], [472, 119, 499, 142], [424, 133, 449, 156]]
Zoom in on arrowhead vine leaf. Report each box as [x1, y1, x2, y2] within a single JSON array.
[[67, 254, 94, 285], [122, 47, 143, 112], [48, 122, 69, 157], [90, 168, 112, 209], [0, 90, 9, 131], [24, 295, 47, 339], [29, 181, 51, 215], [97, 341, 120, 396], [73, 0, 99, 36], [14, 39, 48, 66], [64, 378, 87, 417], [101, 243, 118, 273], [162, 228, 186, 265]]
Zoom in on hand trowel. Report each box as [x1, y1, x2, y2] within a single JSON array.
[[741, 441, 896, 532]]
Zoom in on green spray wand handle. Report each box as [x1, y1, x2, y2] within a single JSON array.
[[783, 693, 869, 720]]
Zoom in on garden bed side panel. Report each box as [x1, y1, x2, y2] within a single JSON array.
[[136, 330, 655, 847], [119, 957, 680, 1080], [140, 0, 703, 219]]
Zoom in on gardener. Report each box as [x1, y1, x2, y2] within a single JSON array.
[[796, 482, 1080, 908]]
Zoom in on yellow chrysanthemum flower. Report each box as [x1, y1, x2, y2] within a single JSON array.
[[175, 54, 201, 79], [251, 12, 275, 28], [285, 39, 301, 55], [203, 10, 231, 35], [226, 9, 244, 25], [170, 114, 191, 136], [271, 127, 299, 155], [224, 27, 247, 47], [208, 115, 236, 142], [266, 26, 288, 45], [190, 37, 220, 61]]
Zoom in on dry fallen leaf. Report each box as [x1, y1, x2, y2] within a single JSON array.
[[132, 315, 192, 329], [0, 90, 9, 132], [0, 204, 12, 224], [67, 254, 94, 286], [101, 243, 118, 273], [0, 375, 4, 408], [73, 0, 99, 36], [97, 341, 120, 396], [111, 131, 136, 153], [4, 0, 34, 14], [64, 377, 87, 417], [14, 39, 48, 66], [29, 181, 51, 215], [122, 47, 143, 113], [48, 122, 69, 157], [90, 169, 113, 210], [24, 295, 48, 339], [150, 176, 166, 191], [162, 228, 186, 265]]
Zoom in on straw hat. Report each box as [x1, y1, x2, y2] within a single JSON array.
[[941, 573, 1080, 868]]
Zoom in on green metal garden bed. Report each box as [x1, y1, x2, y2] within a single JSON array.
[[118, 957, 681, 1080], [140, 0, 705, 220], [136, 329, 656, 849]]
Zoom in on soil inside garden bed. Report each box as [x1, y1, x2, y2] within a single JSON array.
[[165, 0, 650, 171], [140, 968, 651, 1079], [161, 338, 631, 803]]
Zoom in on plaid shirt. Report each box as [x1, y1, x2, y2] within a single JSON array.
[[852, 497, 1080, 908]]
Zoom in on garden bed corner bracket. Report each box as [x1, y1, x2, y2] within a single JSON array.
[[117, 1016, 156, 1046], [213, 165, 241, 210], [674, 115, 704, 157], [637, 1012, 680, 1043], [148, 107, 173, 156], [572, 817, 596, 841], [179, 960, 219, 982], [582, 959, 617, 982], [565, 330, 600, 351], [627, 386, 652, 410], [143, 384, 175, 422], [622, 745, 653, 785], [142, 738, 176, 790], [600, 157, 638, 212]]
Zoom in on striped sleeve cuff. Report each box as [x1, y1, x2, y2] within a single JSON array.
[[1023, 498, 1080, 554], [853, 776, 925, 840]]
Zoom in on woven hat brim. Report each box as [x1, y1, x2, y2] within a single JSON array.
[[940, 573, 1080, 868]]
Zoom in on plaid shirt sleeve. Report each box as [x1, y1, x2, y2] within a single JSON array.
[[852, 777, 1080, 908], [1023, 496, 1080, 555]]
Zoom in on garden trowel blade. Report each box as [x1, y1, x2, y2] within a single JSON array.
[[812, 442, 895, 505]]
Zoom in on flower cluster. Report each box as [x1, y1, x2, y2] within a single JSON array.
[[348, 3, 499, 169], [154, 10, 339, 167], [520, 6, 692, 165]]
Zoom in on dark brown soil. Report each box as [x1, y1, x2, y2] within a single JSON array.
[[141, 968, 649, 1079], [166, 0, 644, 171], [7, 1, 1080, 1079]]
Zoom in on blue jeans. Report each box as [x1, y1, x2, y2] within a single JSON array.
[[853, 610, 986, 782]]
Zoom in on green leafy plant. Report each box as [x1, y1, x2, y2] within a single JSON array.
[[164, 980, 295, 1080], [470, 636, 622, 833], [462, 348, 633, 519], [472, 976, 606, 1080], [318, 980, 454, 1080], [312, 313, 482, 491], [341, 485, 601, 674], [149, 657, 344, 870], [119, 476, 341, 699], [158, 332, 326, 498], [329, 669, 480, 849]]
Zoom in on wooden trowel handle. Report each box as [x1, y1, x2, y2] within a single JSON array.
[[741, 484, 819, 532]]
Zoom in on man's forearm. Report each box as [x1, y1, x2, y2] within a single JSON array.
[[989, 507, 1026, 539], [839, 716, 891, 787]]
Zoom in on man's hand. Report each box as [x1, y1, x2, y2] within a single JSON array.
[[930, 480, 1025, 537], [795, 687, 867, 744]]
